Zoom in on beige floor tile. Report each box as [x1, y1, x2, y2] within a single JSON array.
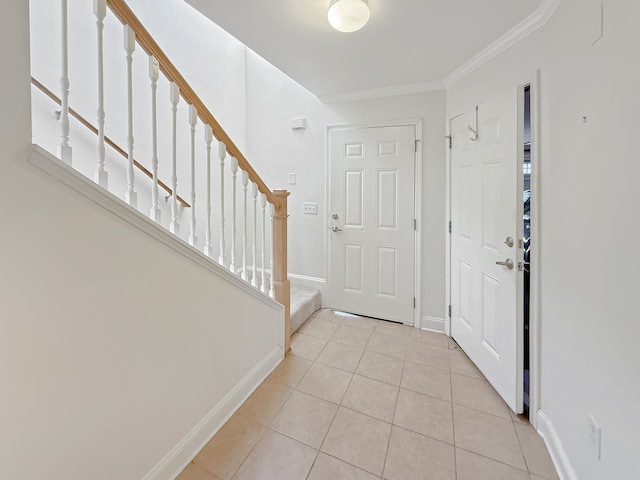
[[342, 374, 399, 423], [453, 404, 527, 470], [310, 308, 343, 323], [374, 320, 411, 338], [297, 362, 353, 404], [290, 332, 328, 361], [298, 315, 341, 339], [321, 407, 391, 476], [448, 338, 461, 350], [270, 390, 338, 448], [394, 388, 453, 444], [267, 354, 312, 389], [511, 410, 530, 424], [177, 463, 222, 480], [530, 475, 551, 480], [405, 341, 450, 370], [193, 414, 265, 480], [342, 315, 379, 331], [307, 453, 380, 480], [316, 341, 364, 372], [236, 380, 292, 426], [332, 324, 374, 349], [409, 328, 450, 348], [455, 448, 530, 480], [401, 361, 452, 402], [383, 426, 455, 480], [366, 331, 409, 360], [449, 350, 483, 379], [356, 350, 404, 386], [451, 373, 510, 419], [232, 429, 317, 480], [514, 423, 560, 480]]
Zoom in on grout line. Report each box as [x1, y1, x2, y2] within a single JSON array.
[[449, 347, 459, 480], [380, 354, 406, 477], [455, 446, 532, 475]]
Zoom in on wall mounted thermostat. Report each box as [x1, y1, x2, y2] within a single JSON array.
[[290, 118, 306, 130]]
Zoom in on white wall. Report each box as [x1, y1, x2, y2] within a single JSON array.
[[2, 2, 283, 479], [244, 52, 446, 322], [447, 0, 640, 478]]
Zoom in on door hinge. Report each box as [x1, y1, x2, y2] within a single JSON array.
[[413, 297, 416, 309], [448, 221, 452, 234], [446, 135, 452, 149], [448, 305, 452, 317], [414, 218, 417, 231], [414, 139, 420, 153]]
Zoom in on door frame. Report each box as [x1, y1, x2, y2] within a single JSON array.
[[445, 72, 541, 425], [325, 119, 423, 328]]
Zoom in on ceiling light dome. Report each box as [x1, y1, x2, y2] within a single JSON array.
[[328, 0, 370, 33]]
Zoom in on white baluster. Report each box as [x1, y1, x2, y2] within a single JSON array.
[[269, 202, 275, 298], [261, 193, 267, 293], [149, 56, 161, 222], [204, 125, 213, 257], [124, 24, 137, 207], [251, 183, 258, 288], [229, 156, 238, 274], [188, 104, 197, 247], [169, 82, 180, 235], [58, 0, 72, 165], [94, 0, 107, 188], [241, 170, 249, 281], [218, 141, 226, 267]]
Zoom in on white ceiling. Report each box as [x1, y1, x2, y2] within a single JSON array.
[[185, 0, 543, 99]]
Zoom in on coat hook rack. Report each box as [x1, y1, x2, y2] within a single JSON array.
[[468, 105, 479, 141]]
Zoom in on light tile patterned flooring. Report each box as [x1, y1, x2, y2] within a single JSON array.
[[178, 309, 559, 480]]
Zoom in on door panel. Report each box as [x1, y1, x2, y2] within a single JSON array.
[[329, 125, 416, 324], [450, 87, 523, 413]]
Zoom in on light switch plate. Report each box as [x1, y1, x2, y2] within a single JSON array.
[[303, 202, 317, 215]]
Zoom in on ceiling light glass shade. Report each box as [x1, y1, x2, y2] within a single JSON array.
[[328, 0, 370, 33]]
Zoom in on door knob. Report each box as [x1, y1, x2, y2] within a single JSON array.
[[331, 225, 342, 232], [332, 213, 339, 220], [495, 258, 514, 270]]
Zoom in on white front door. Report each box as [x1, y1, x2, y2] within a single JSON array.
[[450, 86, 524, 413], [328, 125, 416, 324]]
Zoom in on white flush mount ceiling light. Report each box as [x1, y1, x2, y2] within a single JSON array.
[[328, 0, 370, 33]]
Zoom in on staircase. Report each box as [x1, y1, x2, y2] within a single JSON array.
[[30, 0, 291, 348], [25, 1, 295, 478], [290, 285, 322, 333]]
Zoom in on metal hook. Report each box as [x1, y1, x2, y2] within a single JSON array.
[[468, 125, 478, 141], [468, 105, 480, 142]]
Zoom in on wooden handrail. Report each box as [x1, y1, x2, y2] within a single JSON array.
[[106, 0, 282, 210], [31, 76, 191, 208]]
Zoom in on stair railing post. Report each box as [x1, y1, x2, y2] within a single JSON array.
[[93, 0, 108, 188], [218, 141, 227, 267], [271, 189, 290, 352], [149, 55, 161, 222], [188, 104, 197, 247], [124, 24, 137, 207], [204, 125, 213, 257], [58, 0, 72, 165], [169, 82, 180, 235]]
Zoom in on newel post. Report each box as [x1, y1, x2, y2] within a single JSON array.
[[272, 189, 291, 351]]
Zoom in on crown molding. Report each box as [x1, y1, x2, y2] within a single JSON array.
[[318, 80, 444, 104], [443, 0, 563, 88]]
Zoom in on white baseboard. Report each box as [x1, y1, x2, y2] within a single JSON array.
[[420, 316, 445, 333], [142, 346, 283, 480], [288, 274, 326, 304], [536, 409, 579, 480]]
